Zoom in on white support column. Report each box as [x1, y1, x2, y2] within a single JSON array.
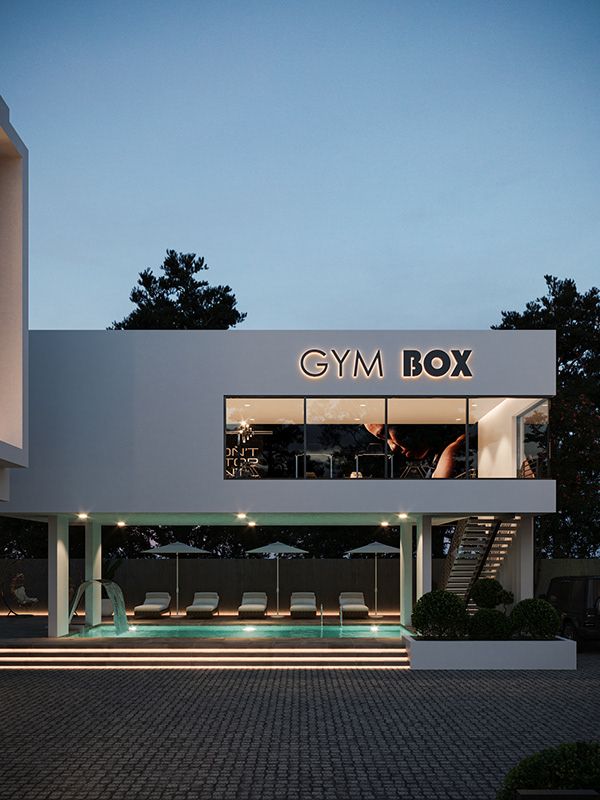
[[85, 520, 102, 626], [516, 515, 535, 601], [400, 521, 413, 626], [416, 515, 432, 600], [48, 515, 69, 637]]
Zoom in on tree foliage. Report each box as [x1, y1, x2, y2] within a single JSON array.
[[496, 741, 600, 800], [109, 250, 246, 330], [493, 275, 600, 557]]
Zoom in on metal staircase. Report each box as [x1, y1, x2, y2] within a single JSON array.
[[440, 516, 520, 602]]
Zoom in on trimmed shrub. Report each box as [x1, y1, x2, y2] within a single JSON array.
[[470, 578, 505, 609], [499, 588, 515, 609], [496, 741, 600, 800], [510, 598, 560, 640], [412, 590, 468, 639], [468, 608, 511, 640]]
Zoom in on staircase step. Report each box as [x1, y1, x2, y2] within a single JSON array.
[[0, 646, 411, 670]]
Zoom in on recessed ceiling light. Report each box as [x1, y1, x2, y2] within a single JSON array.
[[472, 404, 478, 408], [248, 521, 257, 527], [77, 513, 89, 520], [244, 403, 251, 407], [116, 521, 126, 528], [359, 403, 366, 407], [354, 417, 361, 421], [456, 418, 462, 421], [380, 521, 389, 527], [397, 513, 409, 520], [236, 513, 247, 520]]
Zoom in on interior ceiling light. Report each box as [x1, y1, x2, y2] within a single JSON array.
[[236, 513, 247, 520], [77, 513, 89, 520], [116, 521, 126, 528], [244, 403, 251, 407], [380, 521, 389, 527], [248, 521, 257, 527], [397, 513, 409, 520]]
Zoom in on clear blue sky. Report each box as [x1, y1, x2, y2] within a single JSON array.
[[1, 0, 599, 330]]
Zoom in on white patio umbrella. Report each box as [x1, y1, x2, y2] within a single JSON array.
[[246, 541, 308, 618], [142, 542, 210, 616], [346, 541, 400, 618]]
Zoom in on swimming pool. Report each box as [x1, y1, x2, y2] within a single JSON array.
[[71, 624, 410, 639]]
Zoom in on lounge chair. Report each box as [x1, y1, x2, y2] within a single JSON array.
[[133, 591, 171, 618], [339, 592, 369, 619], [186, 592, 219, 618], [238, 592, 268, 619], [290, 592, 317, 619]]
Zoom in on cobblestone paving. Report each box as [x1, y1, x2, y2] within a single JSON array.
[[1, 655, 599, 800]]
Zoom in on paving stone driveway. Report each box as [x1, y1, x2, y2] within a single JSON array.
[[1, 655, 599, 800]]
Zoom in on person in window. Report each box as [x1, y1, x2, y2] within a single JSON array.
[[364, 424, 466, 478]]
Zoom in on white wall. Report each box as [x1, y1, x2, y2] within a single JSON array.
[[477, 398, 539, 478], [0, 96, 28, 472], [0, 330, 555, 516]]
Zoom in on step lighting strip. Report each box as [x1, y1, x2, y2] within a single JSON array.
[[0, 664, 410, 671], [0, 655, 409, 662], [0, 647, 407, 654]]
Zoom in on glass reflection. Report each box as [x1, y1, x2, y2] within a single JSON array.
[[305, 398, 387, 479], [517, 400, 550, 478], [386, 399, 467, 479], [225, 398, 303, 479]]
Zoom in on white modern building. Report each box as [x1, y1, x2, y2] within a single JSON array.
[[0, 99, 556, 638]]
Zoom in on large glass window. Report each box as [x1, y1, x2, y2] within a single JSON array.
[[517, 400, 550, 478], [224, 396, 551, 479], [469, 398, 550, 478], [387, 398, 467, 479], [305, 398, 386, 479], [225, 398, 303, 478]]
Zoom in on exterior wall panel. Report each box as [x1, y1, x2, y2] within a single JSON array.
[[2, 330, 556, 515]]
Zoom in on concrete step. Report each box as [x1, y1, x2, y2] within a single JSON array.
[[0, 646, 411, 670]]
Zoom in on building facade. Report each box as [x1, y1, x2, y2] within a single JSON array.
[[0, 99, 556, 637]]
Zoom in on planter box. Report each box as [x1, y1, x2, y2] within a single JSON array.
[[406, 636, 576, 670]]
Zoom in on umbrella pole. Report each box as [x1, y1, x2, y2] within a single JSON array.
[[375, 553, 378, 616], [271, 553, 285, 618], [372, 553, 383, 619]]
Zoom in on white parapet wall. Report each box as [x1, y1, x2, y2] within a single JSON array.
[[405, 635, 577, 670], [0, 96, 28, 482]]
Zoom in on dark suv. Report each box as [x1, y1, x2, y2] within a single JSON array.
[[543, 576, 600, 642]]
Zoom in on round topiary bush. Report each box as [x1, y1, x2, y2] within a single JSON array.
[[468, 608, 511, 640], [411, 590, 468, 639], [509, 598, 560, 639], [470, 578, 505, 609], [496, 741, 600, 800]]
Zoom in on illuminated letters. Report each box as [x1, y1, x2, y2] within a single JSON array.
[[353, 350, 384, 378], [299, 349, 384, 379], [450, 349, 473, 377], [300, 349, 329, 378], [299, 347, 472, 379], [401, 348, 472, 379]]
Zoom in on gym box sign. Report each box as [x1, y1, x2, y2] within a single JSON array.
[[299, 348, 473, 380]]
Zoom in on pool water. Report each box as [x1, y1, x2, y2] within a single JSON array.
[[70, 624, 410, 639]]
